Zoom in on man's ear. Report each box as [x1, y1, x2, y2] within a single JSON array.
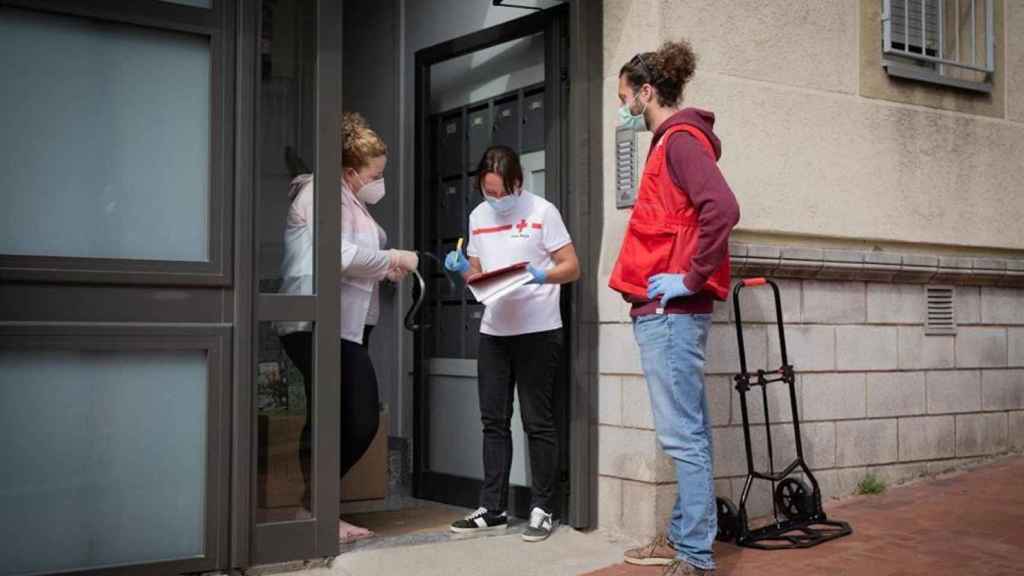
[[640, 83, 655, 103]]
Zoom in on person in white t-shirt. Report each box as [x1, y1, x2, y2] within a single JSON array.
[[444, 145, 579, 543]]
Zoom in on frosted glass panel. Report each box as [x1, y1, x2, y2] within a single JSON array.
[[428, 372, 531, 486], [0, 8, 211, 261], [0, 349, 208, 575]]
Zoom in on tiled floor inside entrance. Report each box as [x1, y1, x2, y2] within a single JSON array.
[[344, 500, 471, 539]]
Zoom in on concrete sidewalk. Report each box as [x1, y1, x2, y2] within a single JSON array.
[[299, 527, 631, 576]]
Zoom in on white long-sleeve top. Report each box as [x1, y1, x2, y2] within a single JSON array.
[[277, 174, 390, 344]]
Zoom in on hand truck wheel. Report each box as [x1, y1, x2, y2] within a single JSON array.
[[774, 477, 815, 521], [715, 497, 739, 542]]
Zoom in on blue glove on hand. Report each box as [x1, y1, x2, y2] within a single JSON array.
[[444, 250, 469, 273], [647, 273, 694, 306], [527, 264, 547, 285]]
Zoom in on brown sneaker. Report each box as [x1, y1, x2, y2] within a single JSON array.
[[623, 535, 677, 566], [662, 560, 713, 575]]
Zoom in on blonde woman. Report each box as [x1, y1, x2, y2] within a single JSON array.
[[278, 113, 417, 542]]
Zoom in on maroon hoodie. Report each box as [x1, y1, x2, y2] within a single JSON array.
[[630, 108, 741, 317]]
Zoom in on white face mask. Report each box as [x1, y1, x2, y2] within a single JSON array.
[[354, 174, 386, 205], [484, 189, 520, 217]]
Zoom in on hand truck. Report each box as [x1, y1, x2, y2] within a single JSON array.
[[715, 277, 852, 549]]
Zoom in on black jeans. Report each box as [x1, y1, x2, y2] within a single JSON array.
[[280, 327, 380, 495], [477, 329, 562, 514]]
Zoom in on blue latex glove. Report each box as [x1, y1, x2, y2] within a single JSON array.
[[647, 273, 694, 306], [527, 264, 547, 285], [444, 249, 469, 273]]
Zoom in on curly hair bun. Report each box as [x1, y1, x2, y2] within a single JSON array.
[[646, 39, 697, 107], [652, 39, 697, 91], [342, 111, 387, 169]]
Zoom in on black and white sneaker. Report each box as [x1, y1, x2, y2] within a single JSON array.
[[450, 507, 508, 533], [522, 507, 554, 542]]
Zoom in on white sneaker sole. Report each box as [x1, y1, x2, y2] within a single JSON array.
[[521, 530, 552, 543], [624, 556, 676, 566], [449, 523, 508, 534]]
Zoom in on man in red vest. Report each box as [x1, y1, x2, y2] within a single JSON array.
[[609, 39, 740, 576]]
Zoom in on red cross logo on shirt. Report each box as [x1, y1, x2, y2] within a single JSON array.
[[516, 219, 528, 233]]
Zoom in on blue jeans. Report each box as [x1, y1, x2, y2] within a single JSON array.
[[633, 313, 716, 570]]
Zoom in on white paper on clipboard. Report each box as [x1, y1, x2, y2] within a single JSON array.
[[465, 262, 534, 306]]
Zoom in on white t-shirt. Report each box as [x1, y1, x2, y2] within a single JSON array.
[[467, 190, 572, 337]]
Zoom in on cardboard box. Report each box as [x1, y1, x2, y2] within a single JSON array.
[[340, 405, 389, 502], [256, 412, 306, 509]]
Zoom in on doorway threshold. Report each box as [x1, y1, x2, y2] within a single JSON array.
[[245, 502, 538, 575], [338, 498, 534, 554]]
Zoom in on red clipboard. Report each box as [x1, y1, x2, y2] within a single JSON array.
[[466, 261, 529, 285]]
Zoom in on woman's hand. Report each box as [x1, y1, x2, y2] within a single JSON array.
[[444, 249, 470, 274], [389, 249, 419, 272], [526, 264, 547, 284], [386, 267, 408, 283]]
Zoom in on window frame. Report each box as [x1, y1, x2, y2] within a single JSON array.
[[0, 0, 234, 287], [881, 0, 995, 93], [0, 321, 231, 576]]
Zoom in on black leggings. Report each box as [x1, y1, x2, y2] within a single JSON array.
[[280, 328, 380, 489]]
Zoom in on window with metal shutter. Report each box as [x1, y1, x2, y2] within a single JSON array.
[[889, 0, 940, 55], [881, 0, 995, 92]]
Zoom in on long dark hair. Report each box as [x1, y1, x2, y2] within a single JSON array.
[[475, 145, 523, 196], [620, 39, 698, 107]]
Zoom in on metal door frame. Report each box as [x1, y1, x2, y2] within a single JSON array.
[[234, 0, 344, 567], [412, 0, 602, 528]]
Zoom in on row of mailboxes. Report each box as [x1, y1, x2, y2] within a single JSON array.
[[436, 86, 545, 180], [431, 302, 485, 359], [425, 85, 547, 359], [437, 178, 485, 242]]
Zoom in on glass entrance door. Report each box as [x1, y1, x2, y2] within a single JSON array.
[[250, 0, 343, 564]]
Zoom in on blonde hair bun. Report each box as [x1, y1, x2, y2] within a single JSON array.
[[342, 112, 387, 169]]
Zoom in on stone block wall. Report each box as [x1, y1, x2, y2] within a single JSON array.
[[597, 278, 1024, 538]]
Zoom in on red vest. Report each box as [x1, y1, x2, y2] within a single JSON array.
[[609, 123, 731, 301]]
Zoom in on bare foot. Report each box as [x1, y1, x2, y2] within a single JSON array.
[[338, 518, 374, 543]]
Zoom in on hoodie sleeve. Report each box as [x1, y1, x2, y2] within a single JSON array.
[[666, 132, 741, 293]]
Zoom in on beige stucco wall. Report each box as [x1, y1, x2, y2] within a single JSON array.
[[596, 0, 1024, 539], [601, 0, 1024, 260]]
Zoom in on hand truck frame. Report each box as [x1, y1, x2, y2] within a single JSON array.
[[715, 277, 852, 549]]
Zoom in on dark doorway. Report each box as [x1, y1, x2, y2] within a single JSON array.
[[412, 5, 572, 522]]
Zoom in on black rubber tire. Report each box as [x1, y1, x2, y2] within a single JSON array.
[[716, 497, 740, 542], [775, 477, 815, 521]]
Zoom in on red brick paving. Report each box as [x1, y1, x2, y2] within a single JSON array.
[[584, 456, 1024, 576]]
